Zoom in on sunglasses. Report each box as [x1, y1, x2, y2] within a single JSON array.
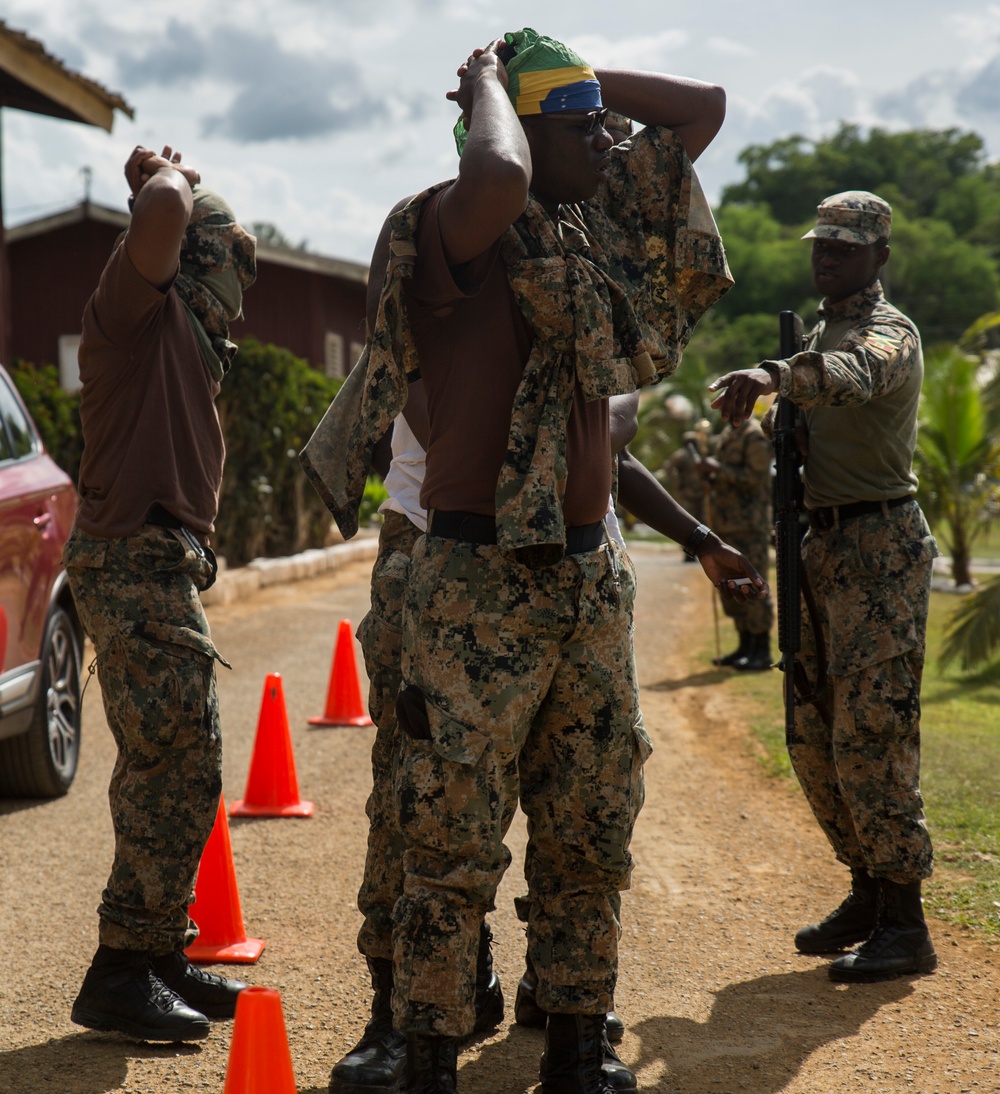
[[579, 107, 610, 135], [531, 107, 610, 136]]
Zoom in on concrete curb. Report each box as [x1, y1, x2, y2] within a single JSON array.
[[201, 533, 380, 607]]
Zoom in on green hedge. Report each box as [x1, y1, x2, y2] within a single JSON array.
[[10, 341, 356, 567], [9, 360, 83, 483], [215, 337, 344, 566]]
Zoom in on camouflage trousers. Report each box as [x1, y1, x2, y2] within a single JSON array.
[[393, 533, 650, 1037], [789, 501, 939, 883], [715, 525, 774, 634], [355, 511, 422, 961], [63, 525, 227, 953]]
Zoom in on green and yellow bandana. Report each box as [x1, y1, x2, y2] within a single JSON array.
[[454, 27, 602, 155]]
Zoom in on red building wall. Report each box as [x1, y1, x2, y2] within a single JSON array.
[[6, 207, 367, 377], [8, 217, 115, 370]]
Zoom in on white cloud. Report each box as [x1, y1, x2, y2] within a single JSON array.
[[2, 0, 1000, 264]]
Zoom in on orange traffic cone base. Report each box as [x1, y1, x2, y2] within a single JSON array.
[[225, 987, 297, 1094], [230, 797, 314, 818], [236, 673, 315, 816], [308, 710, 371, 727], [309, 618, 374, 727], [186, 937, 266, 965], [186, 796, 265, 967]]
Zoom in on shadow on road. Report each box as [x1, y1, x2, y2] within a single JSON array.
[[337, 966, 916, 1094], [0, 1033, 201, 1094], [645, 667, 735, 691], [627, 966, 914, 1092]]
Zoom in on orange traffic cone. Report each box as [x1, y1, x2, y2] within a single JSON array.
[[185, 795, 266, 965], [231, 674, 314, 818], [224, 987, 298, 1094], [308, 619, 374, 727]]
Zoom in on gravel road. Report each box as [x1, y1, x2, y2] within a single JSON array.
[[1, 542, 997, 1093]]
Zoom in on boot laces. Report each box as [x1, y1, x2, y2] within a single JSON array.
[[142, 968, 184, 1012]]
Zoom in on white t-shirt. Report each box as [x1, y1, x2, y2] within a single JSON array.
[[379, 414, 428, 532]]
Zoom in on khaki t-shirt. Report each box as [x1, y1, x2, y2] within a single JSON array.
[[75, 240, 225, 537]]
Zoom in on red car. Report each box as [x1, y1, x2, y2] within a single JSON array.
[[0, 364, 83, 797]]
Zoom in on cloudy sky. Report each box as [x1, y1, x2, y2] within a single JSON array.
[[5, 0, 1000, 266]]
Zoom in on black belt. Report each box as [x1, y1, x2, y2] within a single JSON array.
[[147, 503, 184, 529], [429, 510, 605, 555], [807, 495, 913, 532]]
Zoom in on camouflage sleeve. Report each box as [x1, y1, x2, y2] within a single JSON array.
[[591, 126, 733, 378], [764, 309, 920, 409]]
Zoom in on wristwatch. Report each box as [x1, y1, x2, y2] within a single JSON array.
[[683, 523, 712, 558]]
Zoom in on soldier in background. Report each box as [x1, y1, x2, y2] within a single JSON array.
[[709, 190, 938, 984], [698, 414, 775, 670], [663, 419, 710, 557]]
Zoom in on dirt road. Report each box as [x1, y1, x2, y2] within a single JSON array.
[[1, 542, 997, 1093]]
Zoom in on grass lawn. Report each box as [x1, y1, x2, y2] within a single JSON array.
[[696, 581, 1000, 942]]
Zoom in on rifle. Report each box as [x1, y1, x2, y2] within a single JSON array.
[[684, 437, 721, 661], [773, 312, 830, 738]]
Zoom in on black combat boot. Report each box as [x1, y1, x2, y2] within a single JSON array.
[[712, 630, 751, 667], [150, 951, 246, 1019], [795, 868, 879, 953], [472, 922, 504, 1034], [71, 944, 211, 1042], [329, 958, 406, 1094], [403, 1033, 458, 1094], [828, 880, 937, 983], [540, 1014, 632, 1094], [515, 953, 624, 1043], [733, 632, 773, 672]]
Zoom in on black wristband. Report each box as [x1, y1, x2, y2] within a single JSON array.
[[683, 523, 712, 557]]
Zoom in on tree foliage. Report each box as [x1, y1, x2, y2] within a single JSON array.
[[914, 347, 1000, 587], [8, 359, 83, 483], [215, 337, 342, 566], [722, 124, 988, 226]]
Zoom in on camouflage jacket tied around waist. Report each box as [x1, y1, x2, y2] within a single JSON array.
[[301, 126, 733, 564]]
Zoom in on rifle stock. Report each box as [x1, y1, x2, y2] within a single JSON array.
[[774, 311, 804, 739]]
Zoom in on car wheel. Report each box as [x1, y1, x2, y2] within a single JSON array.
[[0, 607, 82, 797]]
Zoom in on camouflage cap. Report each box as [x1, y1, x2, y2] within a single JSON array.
[[801, 190, 892, 246]]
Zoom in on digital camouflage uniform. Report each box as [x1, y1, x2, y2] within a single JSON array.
[[396, 533, 644, 1034], [64, 526, 227, 952], [663, 443, 705, 523], [355, 510, 422, 961], [709, 418, 774, 636], [67, 190, 254, 958], [763, 282, 938, 883], [302, 123, 732, 1039]]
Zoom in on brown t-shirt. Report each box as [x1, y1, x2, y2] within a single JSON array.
[[406, 191, 611, 526], [75, 241, 225, 537]]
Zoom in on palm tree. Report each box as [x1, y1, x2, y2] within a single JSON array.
[[914, 345, 1000, 587], [931, 312, 1000, 671]]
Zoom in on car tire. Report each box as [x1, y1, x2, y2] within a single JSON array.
[[0, 606, 82, 797]]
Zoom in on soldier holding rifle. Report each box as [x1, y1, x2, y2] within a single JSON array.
[[709, 191, 940, 983]]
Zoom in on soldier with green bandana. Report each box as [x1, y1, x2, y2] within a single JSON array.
[[710, 190, 939, 987], [303, 28, 742, 1093], [65, 145, 255, 1043]]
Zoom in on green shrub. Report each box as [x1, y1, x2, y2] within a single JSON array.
[[360, 476, 389, 526], [8, 360, 83, 483], [215, 337, 343, 566]]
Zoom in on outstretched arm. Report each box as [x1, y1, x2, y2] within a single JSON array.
[[617, 447, 767, 600], [439, 39, 532, 264], [593, 70, 726, 162], [123, 145, 199, 290]]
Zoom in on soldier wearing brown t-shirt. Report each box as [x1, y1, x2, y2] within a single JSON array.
[[306, 29, 740, 1092], [65, 145, 255, 1043]]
